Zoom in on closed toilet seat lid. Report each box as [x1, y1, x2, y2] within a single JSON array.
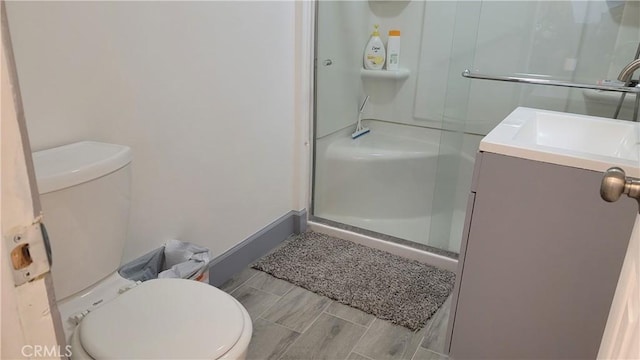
[[78, 278, 245, 359]]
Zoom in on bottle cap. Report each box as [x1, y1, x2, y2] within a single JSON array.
[[372, 24, 380, 36], [389, 30, 401, 36]]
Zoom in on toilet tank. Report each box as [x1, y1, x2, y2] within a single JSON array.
[[33, 141, 132, 300]]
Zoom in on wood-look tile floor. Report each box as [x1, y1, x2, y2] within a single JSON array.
[[221, 267, 451, 360]]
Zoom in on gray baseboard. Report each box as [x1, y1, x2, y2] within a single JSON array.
[[293, 209, 308, 234], [208, 209, 307, 287]]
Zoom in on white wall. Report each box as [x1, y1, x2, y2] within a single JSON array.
[[6, 1, 306, 263]]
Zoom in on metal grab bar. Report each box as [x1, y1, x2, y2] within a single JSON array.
[[461, 69, 640, 94]]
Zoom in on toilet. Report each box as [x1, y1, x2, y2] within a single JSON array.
[[33, 141, 252, 359]]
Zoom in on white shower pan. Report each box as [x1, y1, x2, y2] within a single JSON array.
[[314, 120, 451, 247]]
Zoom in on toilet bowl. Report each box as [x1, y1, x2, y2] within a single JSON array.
[[68, 279, 252, 360], [33, 141, 252, 359]]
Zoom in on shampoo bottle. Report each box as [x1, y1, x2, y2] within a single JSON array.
[[363, 25, 386, 70], [386, 30, 401, 70]]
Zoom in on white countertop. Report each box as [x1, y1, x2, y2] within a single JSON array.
[[480, 107, 640, 177]]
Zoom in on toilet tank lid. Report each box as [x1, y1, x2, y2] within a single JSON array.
[[33, 141, 132, 194]]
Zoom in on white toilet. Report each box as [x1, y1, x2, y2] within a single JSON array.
[[33, 141, 252, 359]]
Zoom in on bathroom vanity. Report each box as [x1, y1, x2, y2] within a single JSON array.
[[446, 108, 640, 359]]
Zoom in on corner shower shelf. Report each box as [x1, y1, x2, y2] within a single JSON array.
[[361, 68, 410, 80]]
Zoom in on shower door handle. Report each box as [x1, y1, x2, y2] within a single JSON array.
[[601, 167, 640, 213]]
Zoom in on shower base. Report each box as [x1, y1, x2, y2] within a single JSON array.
[[314, 120, 467, 253]]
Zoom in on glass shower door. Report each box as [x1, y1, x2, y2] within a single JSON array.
[[428, 0, 640, 253], [423, 1, 482, 253]]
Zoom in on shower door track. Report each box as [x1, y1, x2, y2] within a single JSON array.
[[308, 220, 458, 272]]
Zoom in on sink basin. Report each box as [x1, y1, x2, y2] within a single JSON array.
[[480, 107, 640, 176]]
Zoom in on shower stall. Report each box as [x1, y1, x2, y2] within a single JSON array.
[[311, 1, 640, 260]]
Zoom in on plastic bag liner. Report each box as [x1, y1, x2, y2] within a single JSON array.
[[119, 239, 212, 283]]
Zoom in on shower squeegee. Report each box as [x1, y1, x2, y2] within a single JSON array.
[[352, 96, 370, 139]]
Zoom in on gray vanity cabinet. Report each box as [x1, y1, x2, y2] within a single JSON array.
[[446, 152, 637, 359]]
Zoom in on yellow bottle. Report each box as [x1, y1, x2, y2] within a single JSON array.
[[363, 25, 386, 70]]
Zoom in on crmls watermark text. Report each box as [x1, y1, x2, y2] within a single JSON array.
[[21, 345, 72, 358]]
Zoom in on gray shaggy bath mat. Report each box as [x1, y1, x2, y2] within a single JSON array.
[[252, 231, 455, 331]]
